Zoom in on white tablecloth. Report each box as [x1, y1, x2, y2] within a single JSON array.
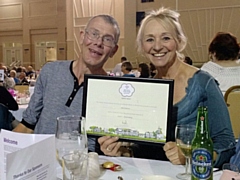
[[97, 156, 222, 180], [10, 104, 28, 121], [55, 155, 222, 180]]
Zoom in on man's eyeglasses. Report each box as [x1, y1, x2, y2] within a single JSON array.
[[85, 29, 115, 47]]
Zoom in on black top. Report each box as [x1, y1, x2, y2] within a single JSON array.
[[0, 86, 18, 110]]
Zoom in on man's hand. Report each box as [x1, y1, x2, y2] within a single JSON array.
[[163, 141, 185, 165], [13, 123, 33, 133]]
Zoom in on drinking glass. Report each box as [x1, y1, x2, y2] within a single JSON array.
[[55, 115, 88, 178], [62, 153, 88, 180], [175, 124, 196, 179], [24, 90, 30, 98]]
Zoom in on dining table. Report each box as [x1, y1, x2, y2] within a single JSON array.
[[6, 102, 224, 180], [56, 155, 223, 180], [95, 156, 223, 180]]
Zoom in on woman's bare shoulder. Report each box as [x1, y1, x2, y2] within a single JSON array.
[[180, 63, 199, 79]]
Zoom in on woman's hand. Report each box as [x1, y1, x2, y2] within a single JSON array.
[[98, 136, 122, 156], [98, 136, 132, 157], [163, 141, 185, 165]]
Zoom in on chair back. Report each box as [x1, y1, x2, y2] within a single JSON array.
[[224, 85, 240, 139], [14, 85, 29, 93], [0, 103, 14, 130]]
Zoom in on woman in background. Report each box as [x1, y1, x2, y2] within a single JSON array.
[[138, 62, 150, 78], [201, 32, 240, 95], [149, 62, 157, 77]]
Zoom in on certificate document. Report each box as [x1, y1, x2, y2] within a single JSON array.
[[82, 75, 174, 143]]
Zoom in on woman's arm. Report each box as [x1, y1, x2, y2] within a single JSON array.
[[205, 77, 236, 167]]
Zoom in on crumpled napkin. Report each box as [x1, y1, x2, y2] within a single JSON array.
[[88, 152, 101, 180], [220, 170, 240, 180]]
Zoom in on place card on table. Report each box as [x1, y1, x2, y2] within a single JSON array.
[[0, 70, 4, 82], [82, 75, 175, 144], [0, 130, 55, 180]]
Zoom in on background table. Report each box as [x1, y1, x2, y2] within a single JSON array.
[[10, 104, 28, 121]]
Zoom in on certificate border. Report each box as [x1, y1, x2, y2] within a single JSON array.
[[82, 75, 175, 145]]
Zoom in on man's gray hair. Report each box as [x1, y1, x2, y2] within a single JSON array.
[[86, 14, 120, 44]]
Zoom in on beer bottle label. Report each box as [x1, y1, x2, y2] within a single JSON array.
[[192, 148, 212, 179]]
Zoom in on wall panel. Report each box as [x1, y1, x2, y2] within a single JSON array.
[[179, 5, 240, 65], [29, 0, 57, 17], [0, 20, 22, 30], [29, 15, 58, 29], [0, 3, 22, 19]]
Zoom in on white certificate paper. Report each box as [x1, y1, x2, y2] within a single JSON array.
[[0, 130, 55, 180], [83, 75, 174, 143]]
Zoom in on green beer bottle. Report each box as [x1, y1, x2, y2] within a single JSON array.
[[191, 106, 213, 180]]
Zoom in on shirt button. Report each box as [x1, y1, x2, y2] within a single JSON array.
[[74, 89, 76, 91], [70, 97, 72, 100]]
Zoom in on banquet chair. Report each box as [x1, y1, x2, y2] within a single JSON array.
[[0, 103, 14, 130], [224, 85, 240, 139], [14, 85, 29, 93]]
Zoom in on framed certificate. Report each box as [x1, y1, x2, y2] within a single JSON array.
[[82, 75, 174, 144]]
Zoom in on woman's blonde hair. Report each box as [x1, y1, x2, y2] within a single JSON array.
[[136, 7, 187, 58]]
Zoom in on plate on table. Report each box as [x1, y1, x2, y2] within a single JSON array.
[[141, 175, 174, 180]]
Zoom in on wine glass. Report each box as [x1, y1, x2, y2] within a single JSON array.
[[62, 153, 88, 180], [175, 124, 196, 179], [55, 115, 88, 178]]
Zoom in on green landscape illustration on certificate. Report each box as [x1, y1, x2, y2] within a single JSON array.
[[85, 79, 170, 143]]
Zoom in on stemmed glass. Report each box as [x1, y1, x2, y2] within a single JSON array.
[[62, 153, 88, 180], [55, 115, 88, 179], [175, 124, 196, 179]]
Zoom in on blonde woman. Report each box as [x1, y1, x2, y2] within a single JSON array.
[[98, 7, 235, 168]]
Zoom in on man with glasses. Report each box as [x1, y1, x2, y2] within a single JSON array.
[[13, 14, 120, 152]]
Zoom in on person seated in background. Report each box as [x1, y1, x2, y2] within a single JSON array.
[[16, 66, 24, 77], [149, 62, 157, 78], [201, 32, 240, 95], [184, 56, 193, 65], [0, 66, 15, 89], [121, 61, 135, 77], [112, 56, 127, 76], [98, 7, 235, 168], [138, 62, 150, 78], [10, 70, 20, 84], [17, 72, 29, 85], [26, 65, 35, 78]]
